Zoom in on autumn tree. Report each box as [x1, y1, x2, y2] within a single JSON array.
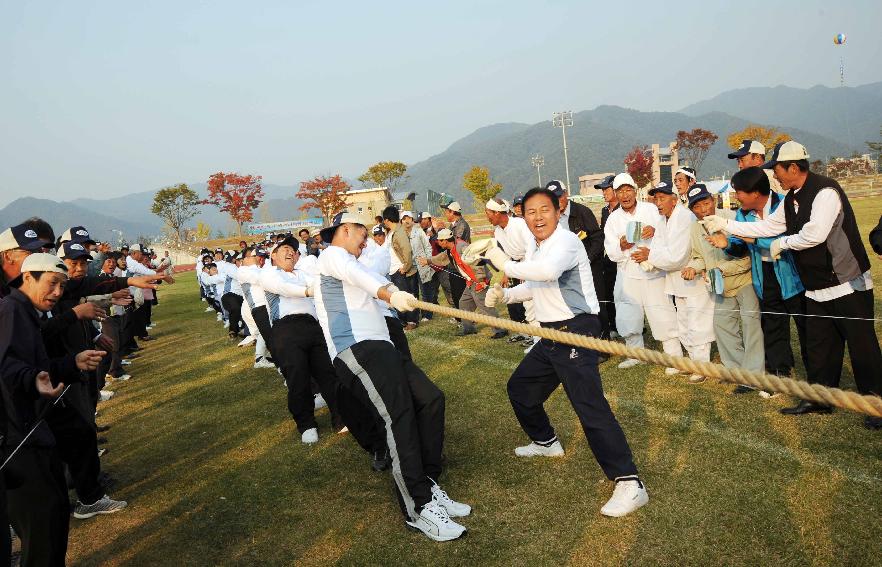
[[358, 161, 408, 190], [623, 146, 654, 189], [462, 166, 502, 211], [726, 125, 791, 154], [151, 183, 200, 245], [194, 222, 212, 241], [201, 172, 264, 236], [674, 128, 719, 174], [297, 174, 351, 224]]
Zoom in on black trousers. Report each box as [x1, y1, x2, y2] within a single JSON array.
[[251, 306, 274, 358], [45, 404, 103, 505], [420, 273, 440, 320], [6, 447, 70, 567], [601, 257, 617, 337], [390, 272, 420, 324], [760, 262, 808, 374], [97, 315, 124, 379], [221, 293, 244, 335], [120, 311, 138, 355], [507, 313, 638, 480], [805, 289, 882, 395], [334, 339, 443, 520], [272, 314, 339, 432], [506, 277, 527, 323]]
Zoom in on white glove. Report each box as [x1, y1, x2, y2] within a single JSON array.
[[700, 215, 729, 235], [485, 283, 505, 308], [639, 261, 656, 272], [462, 238, 497, 264], [389, 291, 416, 312], [770, 238, 784, 261], [481, 246, 511, 273], [305, 284, 314, 297]]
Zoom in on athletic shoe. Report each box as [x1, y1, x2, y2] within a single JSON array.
[[508, 334, 528, 343], [121, 360, 132, 366], [430, 481, 471, 517], [617, 358, 641, 370], [610, 330, 620, 339], [205, 306, 214, 312], [99, 390, 114, 402], [238, 336, 256, 347], [145, 325, 154, 331], [301, 428, 318, 444], [223, 321, 230, 329], [455, 328, 477, 337], [405, 501, 467, 542], [600, 477, 648, 518], [97, 448, 107, 457], [664, 367, 681, 376], [490, 330, 508, 339], [421, 317, 430, 323], [758, 390, 780, 399], [514, 440, 564, 457], [253, 358, 275, 369], [115, 374, 131, 381], [688, 374, 706, 384], [447, 318, 457, 324], [73, 494, 128, 519], [733, 385, 755, 394], [523, 341, 536, 354], [404, 322, 418, 331], [372, 449, 391, 472], [314, 394, 327, 410]]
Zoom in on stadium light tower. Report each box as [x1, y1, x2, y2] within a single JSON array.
[[531, 154, 545, 187], [552, 111, 574, 191]]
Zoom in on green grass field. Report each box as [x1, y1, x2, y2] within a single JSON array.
[[67, 199, 882, 566]]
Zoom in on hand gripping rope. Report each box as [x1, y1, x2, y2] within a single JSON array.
[[405, 297, 882, 418]]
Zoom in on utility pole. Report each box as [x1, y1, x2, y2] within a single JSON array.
[[552, 111, 574, 191], [531, 154, 544, 187]]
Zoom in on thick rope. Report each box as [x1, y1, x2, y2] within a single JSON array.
[[408, 298, 882, 418]]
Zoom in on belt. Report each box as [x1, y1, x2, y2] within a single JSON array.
[[539, 312, 593, 331]]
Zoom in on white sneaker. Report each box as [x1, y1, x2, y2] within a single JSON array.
[[116, 374, 131, 381], [405, 501, 467, 542], [514, 440, 564, 457], [421, 317, 430, 322], [253, 358, 275, 369], [600, 478, 649, 517], [301, 428, 318, 444], [430, 481, 471, 517], [758, 390, 780, 399], [523, 341, 536, 354], [99, 390, 114, 402], [205, 306, 214, 312], [237, 336, 256, 347], [610, 330, 620, 339], [617, 358, 642, 370], [664, 367, 681, 376], [121, 360, 132, 366], [688, 374, 706, 384], [223, 321, 230, 329], [314, 394, 327, 410], [216, 313, 222, 321]]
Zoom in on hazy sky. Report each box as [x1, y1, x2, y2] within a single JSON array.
[[1, 0, 880, 206]]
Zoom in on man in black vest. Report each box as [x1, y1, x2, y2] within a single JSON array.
[[545, 180, 610, 356], [702, 141, 882, 429], [597, 174, 619, 339]]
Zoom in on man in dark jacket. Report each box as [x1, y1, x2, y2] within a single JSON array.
[[1, 253, 105, 567], [597, 175, 619, 339]]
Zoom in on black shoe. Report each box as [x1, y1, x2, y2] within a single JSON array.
[[97, 437, 108, 445], [96, 424, 111, 433], [490, 330, 508, 339], [864, 416, 882, 430], [372, 449, 391, 472], [455, 328, 477, 337], [733, 385, 755, 394], [780, 400, 833, 415]]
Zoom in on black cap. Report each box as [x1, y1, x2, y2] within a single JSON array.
[[545, 179, 567, 197], [648, 180, 675, 196], [512, 194, 524, 206], [59, 226, 96, 246], [593, 175, 616, 190], [59, 241, 92, 261], [371, 224, 385, 236], [320, 212, 364, 244], [686, 184, 714, 208], [274, 236, 300, 252], [0, 223, 51, 252]]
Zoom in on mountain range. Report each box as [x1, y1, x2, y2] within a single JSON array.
[[2, 81, 879, 237]]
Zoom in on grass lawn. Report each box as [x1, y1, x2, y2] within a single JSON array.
[[67, 199, 882, 566]]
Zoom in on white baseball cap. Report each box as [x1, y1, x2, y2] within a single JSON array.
[[400, 210, 414, 219], [420, 212, 432, 220], [21, 253, 68, 274], [763, 141, 810, 169], [445, 201, 462, 213], [612, 173, 637, 190], [728, 139, 766, 159], [436, 228, 454, 240]]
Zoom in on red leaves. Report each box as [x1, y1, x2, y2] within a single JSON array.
[[201, 172, 264, 231], [296, 174, 352, 224], [624, 146, 654, 189], [674, 128, 719, 174]]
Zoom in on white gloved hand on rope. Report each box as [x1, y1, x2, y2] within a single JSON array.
[[484, 284, 505, 308], [769, 238, 784, 261], [461, 238, 497, 264], [700, 215, 729, 234], [480, 246, 511, 273], [389, 291, 417, 312]]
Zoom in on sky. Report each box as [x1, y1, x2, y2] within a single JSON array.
[[1, 0, 881, 206]]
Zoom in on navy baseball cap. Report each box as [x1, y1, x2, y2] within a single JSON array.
[[545, 179, 567, 197], [58, 241, 92, 261], [59, 226, 96, 246], [648, 180, 675, 196], [686, 184, 714, 208], [594, 175, 616, 190], [371, 224, 385, 236], [727, 139, 766, 160], [512, 194, 524, 206], [0, 223, 51, 252], [320, 212, 364, 244]]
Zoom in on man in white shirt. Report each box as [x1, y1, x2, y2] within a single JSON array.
[[216, 252, 245, 338], [236, 246, 273, 367], [632, 181, 715, 382], [702, 141, 882, 427], [481, 186, 648, 518], [260, 236, 339, 444], [603, 173, 681, 369], [314, 212, 471, 542], [673, 167, 697, 205]]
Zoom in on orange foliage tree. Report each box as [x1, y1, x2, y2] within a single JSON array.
[[297, 175, 352, 224], [201, 172, 264, 236], [623, 146, 654, 189]]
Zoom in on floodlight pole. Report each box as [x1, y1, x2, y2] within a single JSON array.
[[531, 154, 545, 186], [553, 111, 574, 191]]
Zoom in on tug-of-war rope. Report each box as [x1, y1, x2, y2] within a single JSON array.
[[407, 297, 882, 418]]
